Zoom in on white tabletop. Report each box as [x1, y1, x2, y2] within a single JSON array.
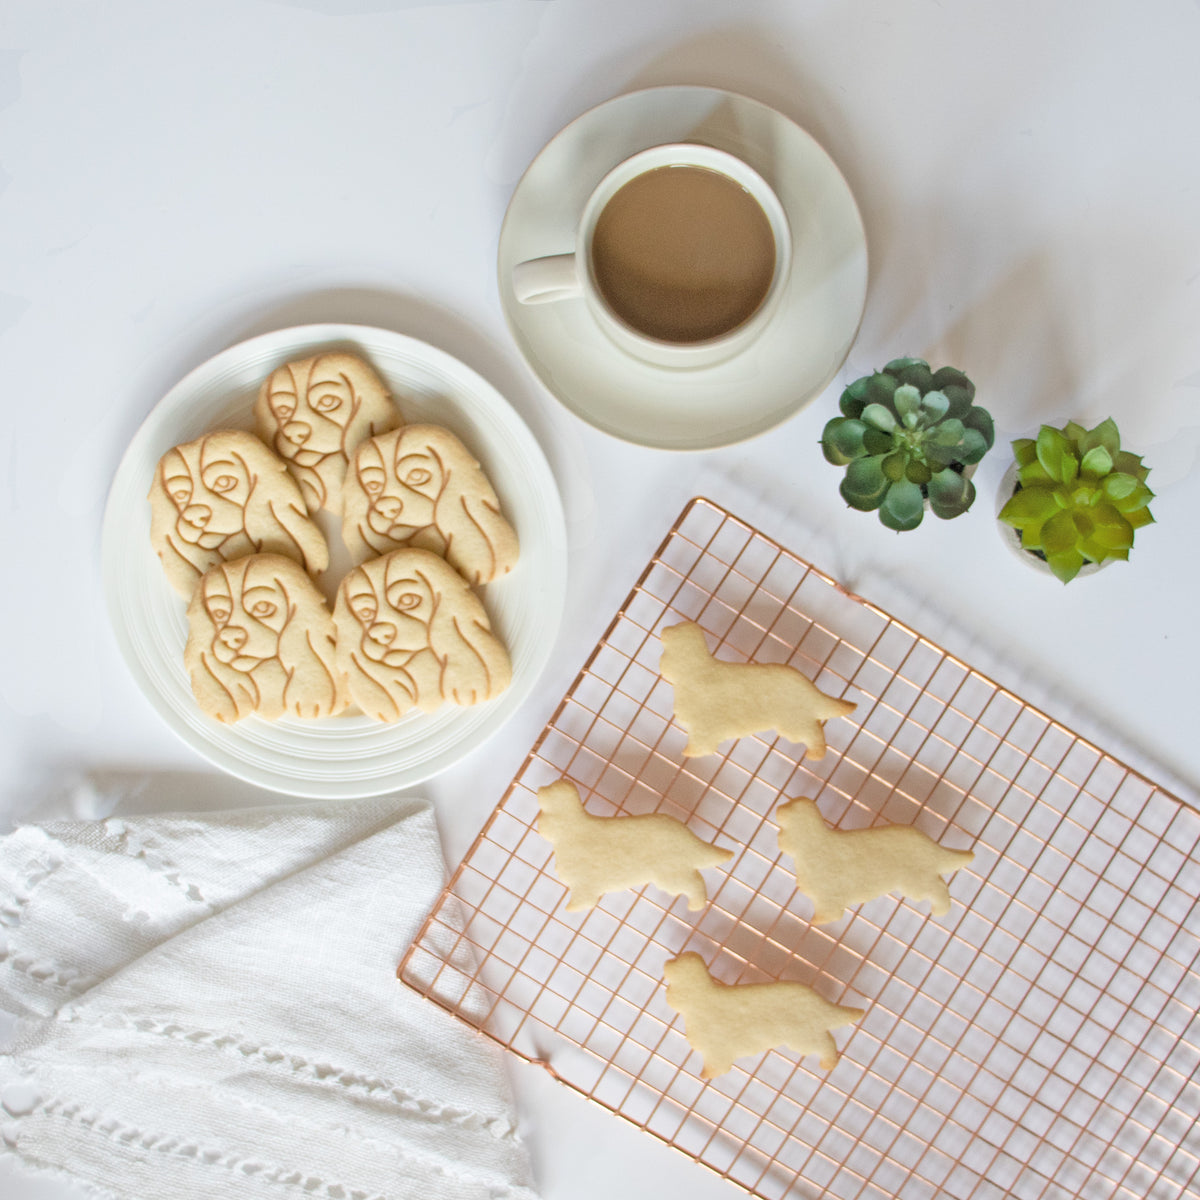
[[2, 2, 1198, 1198]]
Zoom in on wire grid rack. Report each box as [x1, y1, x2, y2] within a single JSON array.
[[400, 496, 1200, 1200]]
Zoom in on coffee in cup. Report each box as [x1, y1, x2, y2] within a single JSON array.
[[512, 143, 791, 369], [591, 163, 777, 343]]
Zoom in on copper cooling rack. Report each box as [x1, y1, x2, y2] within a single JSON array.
[[400, 497, 1200, 1200]]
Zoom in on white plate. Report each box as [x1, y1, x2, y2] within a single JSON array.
[[498, 86, 869, 451], [103, 324, 567, 798]]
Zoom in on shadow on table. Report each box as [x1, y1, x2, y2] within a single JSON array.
[[6, 767, 325, 829]]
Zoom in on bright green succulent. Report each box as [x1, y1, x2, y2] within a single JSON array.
[[997, 418, 1154, 583], [821, 358, 995, 531]]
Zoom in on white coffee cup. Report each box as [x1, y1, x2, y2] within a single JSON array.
[[511, 143, 792, 370]]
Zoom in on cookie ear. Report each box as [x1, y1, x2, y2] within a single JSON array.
[[149, 462, 210, 598], [183, 588, 257, 723], [157, 528, 210, 599], [326, 353, 401, 468], [236, 436, 329, 575], [338, 353, 400, 437], [262, 493, 330, 575], [332, 568, 416, 721], [432, 436, 519, 585], [424, 562, 511, 705], [351, 658, 409, 721], [193, 648, 257, 723], [443, 484, 519, 585], [269, 565, 344, 718], [340, 442, 375, 561]]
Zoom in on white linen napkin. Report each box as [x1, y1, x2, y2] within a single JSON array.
[[0, 794, 538, 1200]]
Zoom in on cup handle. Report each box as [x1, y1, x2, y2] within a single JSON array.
[[512, 254, 581, 305]]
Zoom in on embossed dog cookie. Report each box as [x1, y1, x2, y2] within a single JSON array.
[[255, 351, 402, 514], [341, 424, 519, 584], [663, 953, 864, 1079], [776, 796, 975, 924], [333, 547, 511, 722], [184, 554, 346, 723], [536, 779, 733, 912], [149, 429, 329, 599], [659, 621, 857, 759]]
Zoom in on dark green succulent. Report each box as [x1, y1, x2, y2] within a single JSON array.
[[821, 358, 995, 531], [997, 418, 1154, 583]]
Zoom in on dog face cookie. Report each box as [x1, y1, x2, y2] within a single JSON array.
[[341, 424, 519, 584], [333, 547, 511, 721], [776, 797, 974, 924], [537, 780, 732, 912], [184, 554, 346, 723], [148, 430, 329, 599], [255, 352, 401, 514], [663, 953, 864, 1079], [659, 621, 857, 759]]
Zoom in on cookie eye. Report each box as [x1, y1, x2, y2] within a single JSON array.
[[165, 475, 191, 504], [358, 467, 386, 496], [212, 475, 238, 493], [394, 591, 421, 611], [272, 401, 295, 421], [206, 601, 231, 625], [351, 597, 377, 623], [405, 468, 433, 487], [250, 601, 276, 618], [313, 393, 342, 413]]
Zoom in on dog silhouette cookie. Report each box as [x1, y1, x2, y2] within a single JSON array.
[[536, 780, 733, 912], [256, 351, 402, 514], [333, 547, 511, 721], [663, 953, 864, 1079], [341, 424, 519, 583], [659, 622, 857, 759], [149, 429, 329, 598], [776, 797, 975, 924], [184, 554, 346, 723]]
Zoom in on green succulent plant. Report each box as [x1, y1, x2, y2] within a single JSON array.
[[821, 358, 995, 531], [997, 418, 1154, 583]]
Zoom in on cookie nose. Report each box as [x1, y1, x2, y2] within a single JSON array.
[[366, 622, 396, 647], [218, 626, 247, 650], [373, 496, 402, 521], [282, 421, 311, 445], [182, 505, 211, 528]]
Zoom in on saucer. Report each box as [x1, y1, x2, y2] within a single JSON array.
[[497, 86, 868, 451]]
